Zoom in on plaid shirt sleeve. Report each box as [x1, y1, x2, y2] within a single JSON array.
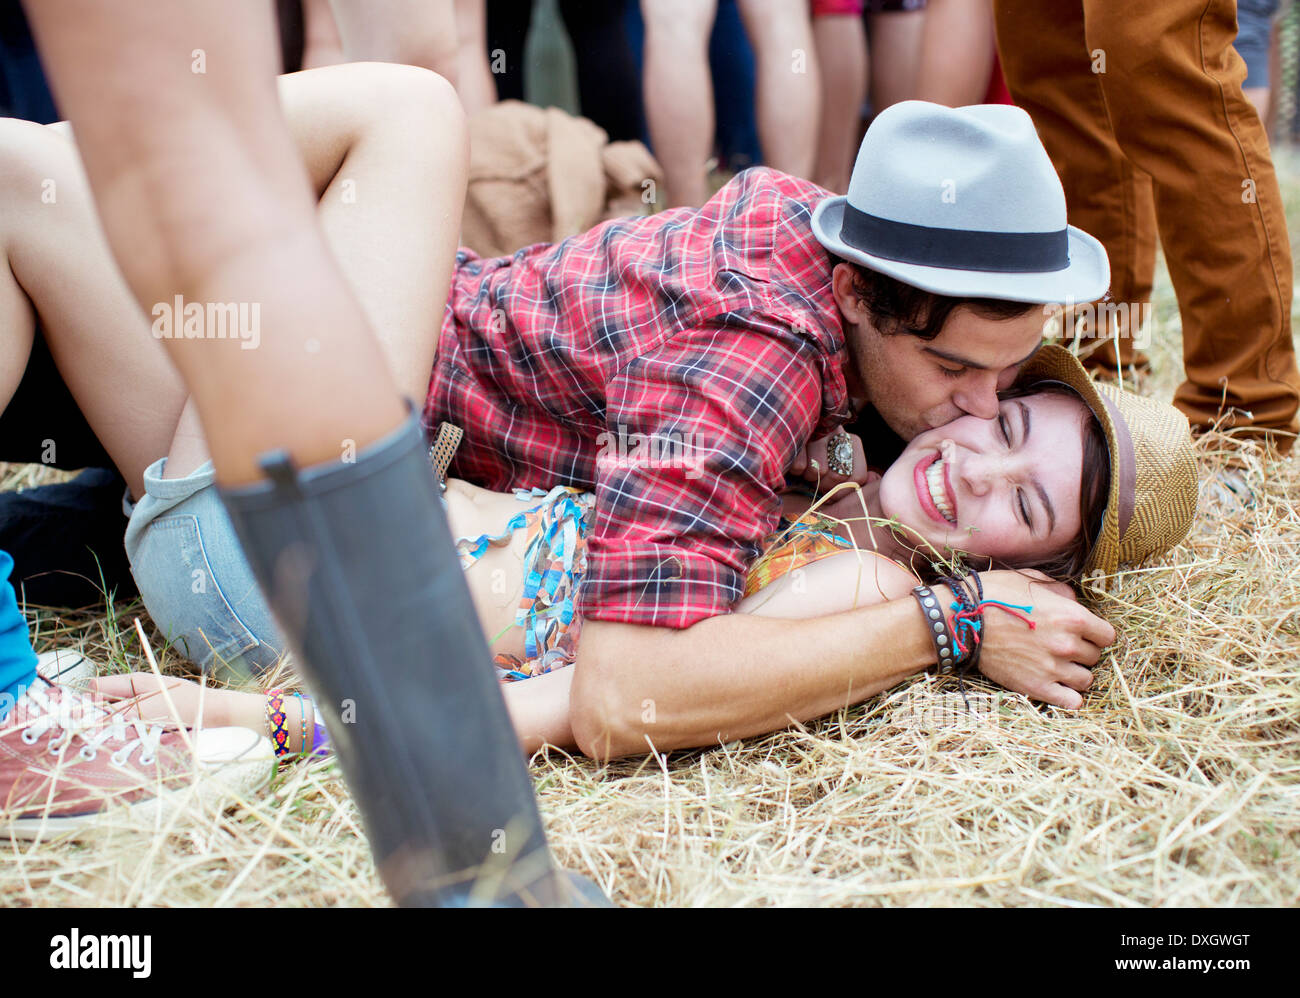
[[578, 315, 827, 629]]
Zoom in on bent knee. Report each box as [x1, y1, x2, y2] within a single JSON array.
[[0, 118, 70, 191], [341, 62, 468, 169], [344, 61, 464, 128]]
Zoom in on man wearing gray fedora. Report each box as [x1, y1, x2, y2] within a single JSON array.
[[430, 99, 1120, 757], [0, 76, 1118, 767]]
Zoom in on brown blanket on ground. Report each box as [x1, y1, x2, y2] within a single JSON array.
[[462, 100, 663, 257]]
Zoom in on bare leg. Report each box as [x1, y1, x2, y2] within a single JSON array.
[[867, 9, 924, 111], [0, 64, 467, 493], [1245, 86, 1270, 125], [165, 64, 470, 479], [811, 13, 867, 192], [301, 0, 344, 69], [25, 0, 587, 907], [454, 0, 498, 113], [0, 118, 187, 497], [914, 0, 995, 107], [329, 0, 461, 84], [738, 0, 821, 182], [641, 0, 718, 208]]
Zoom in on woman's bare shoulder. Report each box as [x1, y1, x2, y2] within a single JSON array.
[[736, 548, 920, 619]]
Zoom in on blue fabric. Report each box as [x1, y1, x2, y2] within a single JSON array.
[[1235, 0, 1279, 89], [0, 549, 38, 720], [624, 0, 763, 170], [0, 0, 60, 124]]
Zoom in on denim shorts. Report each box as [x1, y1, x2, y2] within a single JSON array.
[[123, 458, 286, 677], [1236, 0, 1279, 88]]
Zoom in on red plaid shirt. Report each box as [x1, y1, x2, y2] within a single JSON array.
[[425, 168, 852, 628]]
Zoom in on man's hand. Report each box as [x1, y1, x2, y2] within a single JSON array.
[[971, 569, 1116, 709], [789, 430, 873, 491]]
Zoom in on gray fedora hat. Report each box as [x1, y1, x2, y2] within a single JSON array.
[[810, 101, 1109, 304]]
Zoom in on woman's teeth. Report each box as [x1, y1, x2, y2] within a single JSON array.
[[926, 458, 957, 524]]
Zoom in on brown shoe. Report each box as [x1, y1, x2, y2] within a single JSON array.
[[0, 677, 273, 840]]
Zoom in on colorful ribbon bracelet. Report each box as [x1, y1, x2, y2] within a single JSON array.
[[266, 688, 292, 757]]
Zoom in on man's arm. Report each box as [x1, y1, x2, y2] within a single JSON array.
[[571, 599, 932, 759], [571, 569, 1113, 760], [572, 320, 1112, 759]]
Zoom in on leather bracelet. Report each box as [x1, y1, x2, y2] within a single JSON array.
[[911, 585, 957, 673]]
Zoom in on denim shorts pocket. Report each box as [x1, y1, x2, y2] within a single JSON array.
[[129, 513, 273, 674]]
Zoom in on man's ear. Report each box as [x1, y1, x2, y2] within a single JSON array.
[[831, 263, 871, 328]]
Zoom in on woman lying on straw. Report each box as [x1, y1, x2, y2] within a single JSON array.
[[0, 63, 1194, 758], [95, 343, 1198, 758]]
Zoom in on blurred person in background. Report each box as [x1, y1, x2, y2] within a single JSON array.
[[863, 0, 925, 113], [996, 0, 1300, 483], [487, 0, 644, 141], [812, 0, 867, 193], [300, 0, 498, 113], [641, 0, 821, 206], [1236, 0, 1280, 125], [914, 0, 996, 106]]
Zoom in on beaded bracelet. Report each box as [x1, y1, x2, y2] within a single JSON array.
[[299, 695, 334, 758], [291, 691, 306, 758], [911, 585, 958, 672]]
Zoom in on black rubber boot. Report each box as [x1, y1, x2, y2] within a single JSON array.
[[218, 410, 605, 907]]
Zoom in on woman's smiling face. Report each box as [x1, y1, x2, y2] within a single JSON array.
[[877, 391, 1091, 565]]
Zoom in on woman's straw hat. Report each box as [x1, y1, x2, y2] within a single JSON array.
[[1017, 345, 1199, 577]]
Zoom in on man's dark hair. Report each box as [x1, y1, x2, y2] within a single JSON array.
[[830, 255, 1039, 339]]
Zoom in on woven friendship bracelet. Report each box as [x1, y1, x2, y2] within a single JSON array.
[[939, 570, 990, 675], [266, 689, 293, 758], [911, 585, 957, 672]]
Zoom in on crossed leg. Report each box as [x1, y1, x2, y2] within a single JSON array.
[[0, 117, 187, 497], [0, 63, 468, 493]]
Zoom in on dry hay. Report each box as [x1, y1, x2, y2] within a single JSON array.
[[4, 166, 1300, 908]]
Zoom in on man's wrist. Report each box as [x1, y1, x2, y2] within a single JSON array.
[[911, 583, 961, 672]]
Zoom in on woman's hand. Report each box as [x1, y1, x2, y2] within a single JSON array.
[[90, 672, 244, 730], [788, 430, 874, 492]]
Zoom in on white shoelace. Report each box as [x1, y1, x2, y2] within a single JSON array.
[[17, 682, 164, 767]]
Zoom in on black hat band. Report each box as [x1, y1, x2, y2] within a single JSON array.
[[841, 203, 1070, 274]]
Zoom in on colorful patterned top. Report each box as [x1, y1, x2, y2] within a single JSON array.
[[742, 513, 858, 598], [456, 494, 859, 683], [455, 486, 594, 682], [425, 167, 853, 631]]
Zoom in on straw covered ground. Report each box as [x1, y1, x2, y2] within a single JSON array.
[[4, 160, 1300, 908]]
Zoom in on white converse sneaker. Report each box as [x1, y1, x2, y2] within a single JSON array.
[[34, 648, 94, 687]]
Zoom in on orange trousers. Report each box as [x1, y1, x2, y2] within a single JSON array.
[[995, 0, 1300, 446]]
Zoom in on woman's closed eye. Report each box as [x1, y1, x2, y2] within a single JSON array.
[[1017, 488, 1032, 529], [999, 408, 1034, 528]]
